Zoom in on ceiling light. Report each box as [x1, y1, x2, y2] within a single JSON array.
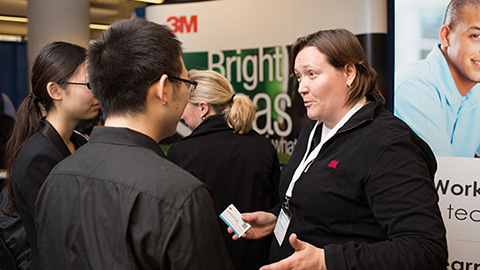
[[132, 0, 164, 4], [89, 23, 109, 30], [0, 15, 28, 23], [0, 34, 24, 42], [0, 16, 109, 31]]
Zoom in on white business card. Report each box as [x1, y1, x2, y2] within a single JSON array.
[[219, 204, 251, 238]]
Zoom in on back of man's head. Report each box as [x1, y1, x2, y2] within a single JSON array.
[[88, 18, 183, 119], [444, 0, 480, 30]]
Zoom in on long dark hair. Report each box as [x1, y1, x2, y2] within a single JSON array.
[[4, 41, 86, 213]]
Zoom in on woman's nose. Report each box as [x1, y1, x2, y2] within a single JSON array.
[[297, 80, 309, 95]]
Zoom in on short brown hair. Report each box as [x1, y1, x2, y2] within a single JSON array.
[[290, 28, 382, 105]]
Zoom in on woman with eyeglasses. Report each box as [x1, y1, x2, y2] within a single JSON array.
[[3, 41, 99, 270], [167, 69, 280, 270]]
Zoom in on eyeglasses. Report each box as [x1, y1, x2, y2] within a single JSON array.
[[150, 74, 198, 92], [65, 82, 91, 90], [167, 74, 198, 93]]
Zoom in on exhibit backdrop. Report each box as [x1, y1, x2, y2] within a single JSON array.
[[142, 0, 479, 267], [395, 0, 479, 268], [435, 157, 480, 270], [142, 0, 390, 164]]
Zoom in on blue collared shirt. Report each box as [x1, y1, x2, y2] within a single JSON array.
[[394, 44, 480, 157]]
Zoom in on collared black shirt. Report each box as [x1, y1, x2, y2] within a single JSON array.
[[11, 120, 87, 270], [36, 126, 232, 269]]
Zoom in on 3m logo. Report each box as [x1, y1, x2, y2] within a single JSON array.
[[167, 15, 198, 33], [328, 160, 339, 168]]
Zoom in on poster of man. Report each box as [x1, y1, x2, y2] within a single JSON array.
[[394, 0, 480, 157]]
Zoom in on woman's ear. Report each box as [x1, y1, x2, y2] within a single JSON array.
[[46, 82, 63, 101], [345, 63, 357, 87], [198, 101, 210, 116]]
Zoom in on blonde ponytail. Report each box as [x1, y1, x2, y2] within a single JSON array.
[[188, 69, 256, 134], [225, 93, 256, 134]]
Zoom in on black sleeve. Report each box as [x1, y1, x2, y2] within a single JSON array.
[[268, 148, 281, 208], [324, 135, 448, 270], [165, 185, 233, 270], [265, 150, 282, 217], [0, 237, 16, 270], [16, 153, 60, 221], [0, 115, 14, 169], [266, 155, 281, 216]]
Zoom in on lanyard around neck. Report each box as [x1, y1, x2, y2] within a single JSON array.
[[284, 98, 367, 204]]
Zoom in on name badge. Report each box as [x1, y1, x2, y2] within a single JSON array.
[[274, 207, 291, 246]]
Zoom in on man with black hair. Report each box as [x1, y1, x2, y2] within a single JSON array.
[[35, 18, 233, 269], [395, 0, 480, 157]]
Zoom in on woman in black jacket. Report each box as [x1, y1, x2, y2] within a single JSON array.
[[168, 69, 280, 270], [229, 29, 448, 270], [3, 41, 100, 270]]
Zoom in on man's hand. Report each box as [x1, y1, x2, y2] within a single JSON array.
[[259, 234, 326, 270], [227, 211, 277, 240]]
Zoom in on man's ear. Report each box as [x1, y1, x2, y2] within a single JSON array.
[[344, 63, 357, 87], [46, 82, 63, 101], [154, 74, 170, 106], [440, 24, 451, 48]]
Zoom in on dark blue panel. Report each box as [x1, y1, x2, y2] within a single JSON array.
[[135, 7, 146, 18], [0, 41, 29, 110]]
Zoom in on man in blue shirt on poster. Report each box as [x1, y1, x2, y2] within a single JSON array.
[[395, 0, 480, 157]]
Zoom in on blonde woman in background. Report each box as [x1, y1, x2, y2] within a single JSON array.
[[168, 69, 280, 270]]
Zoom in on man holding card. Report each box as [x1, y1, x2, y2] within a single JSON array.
[[229, 29, 447, 270]]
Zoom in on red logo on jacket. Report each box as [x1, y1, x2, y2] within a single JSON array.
[[328, 160, 339, 168]]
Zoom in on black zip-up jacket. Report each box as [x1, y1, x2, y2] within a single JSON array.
[[270, 95, 448, 269]]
